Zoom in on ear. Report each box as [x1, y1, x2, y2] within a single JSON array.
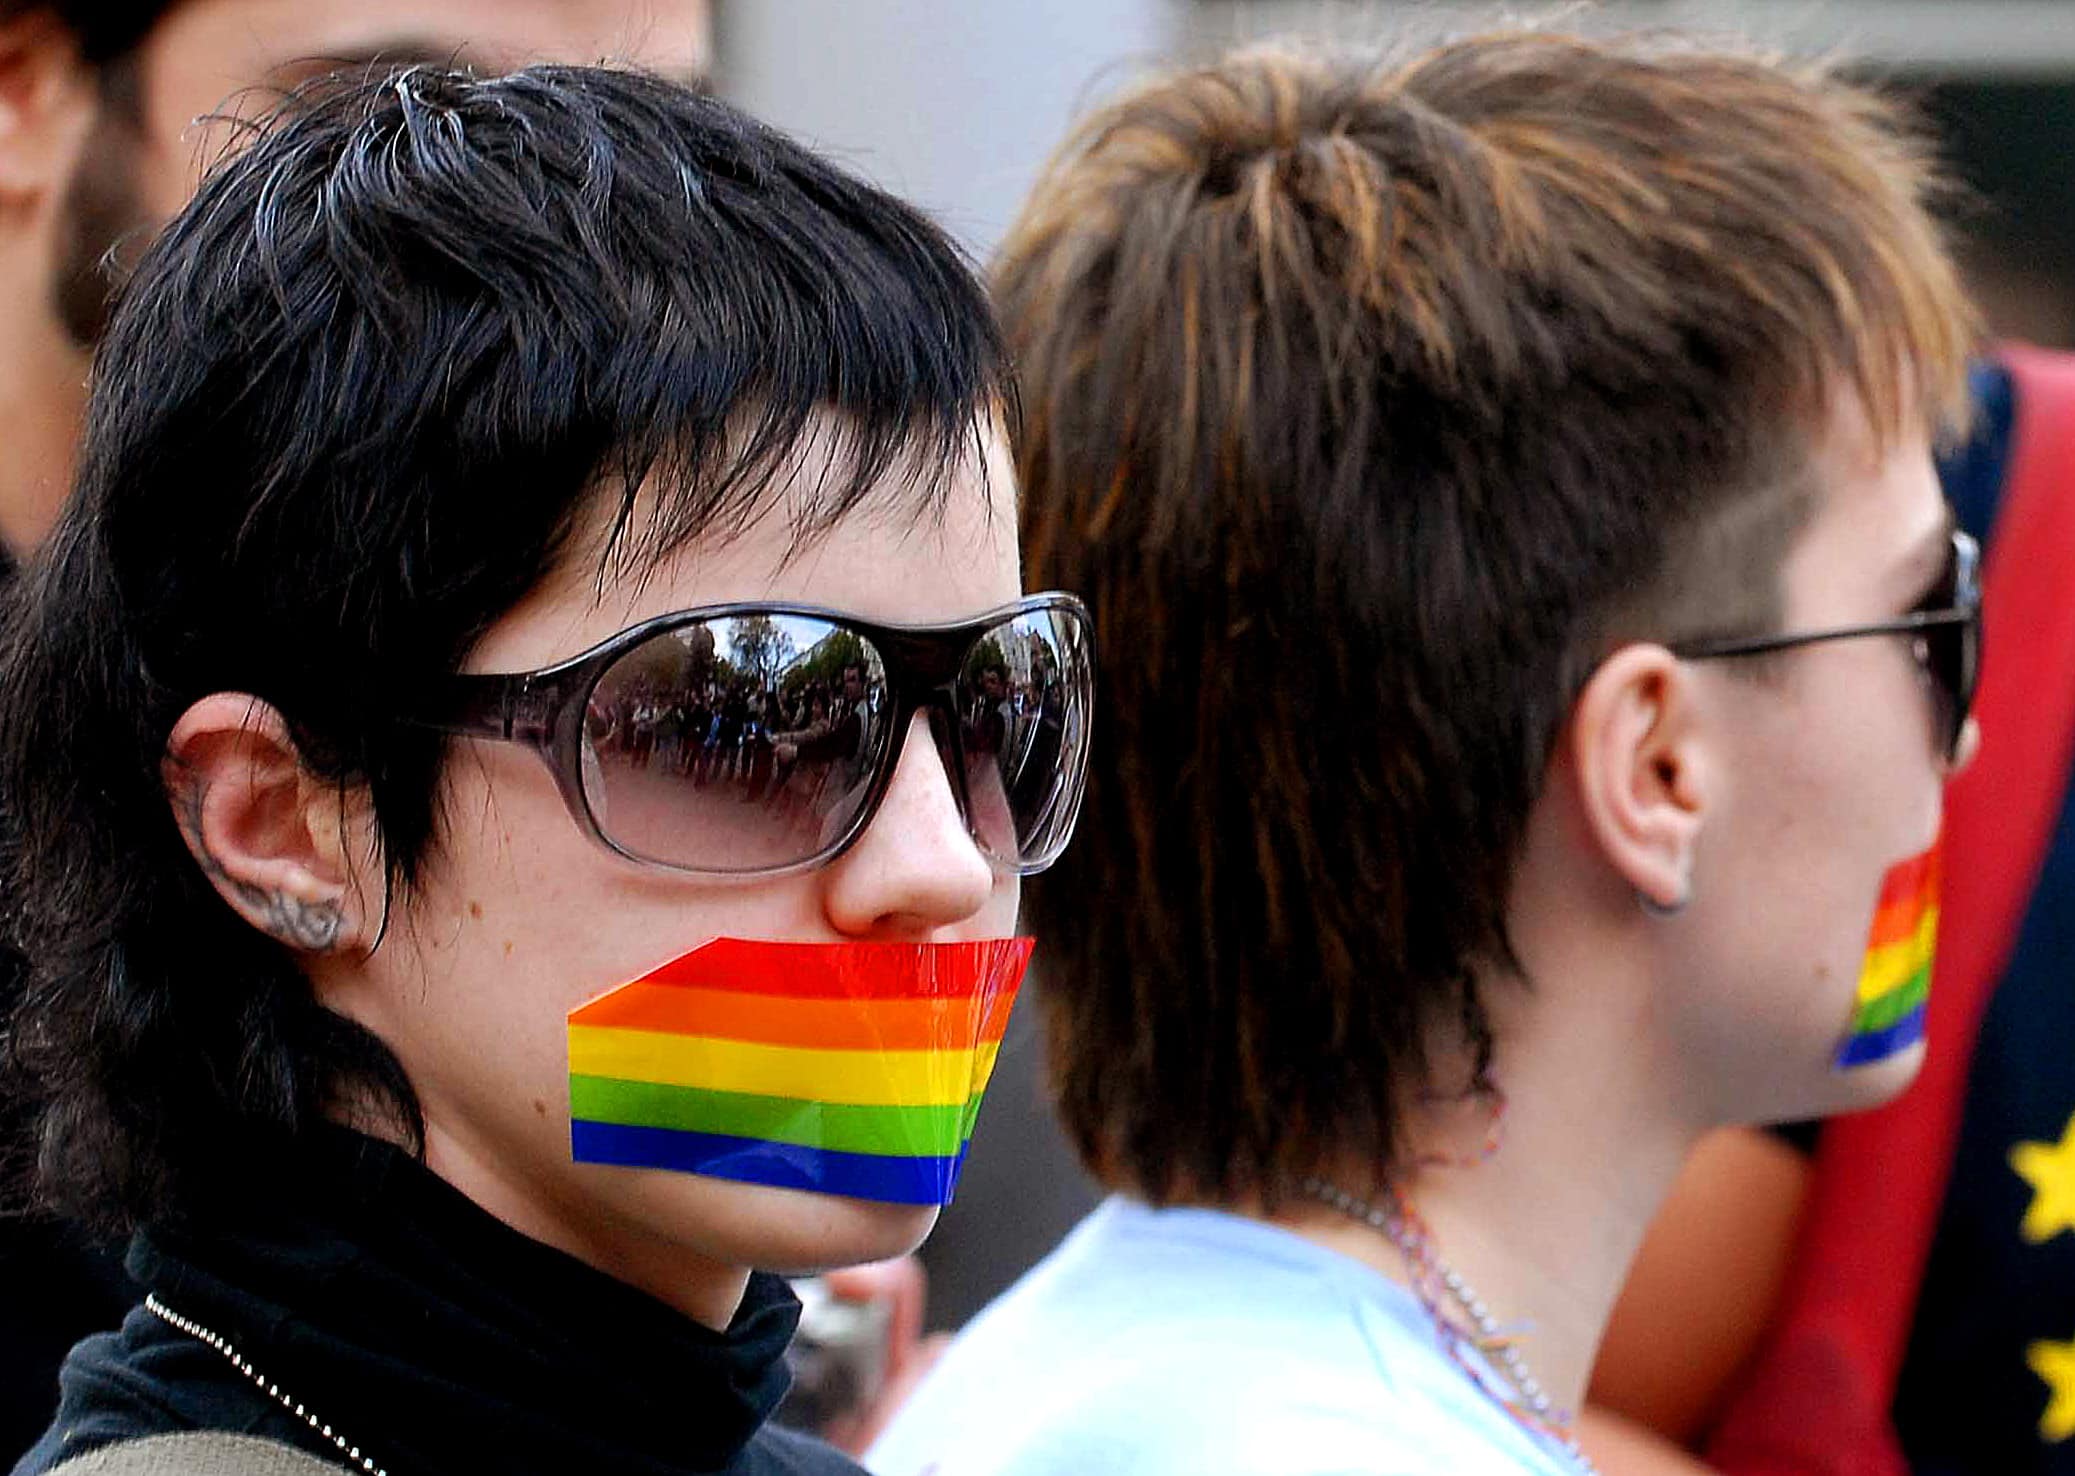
[[0, 12, 91, 201], [163, 693, 380, 955], [1567, 644, 1711, 913]]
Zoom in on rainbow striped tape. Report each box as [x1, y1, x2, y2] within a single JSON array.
[[568, 936, 1033, 1204], [1835, 844, 1940, 1069]]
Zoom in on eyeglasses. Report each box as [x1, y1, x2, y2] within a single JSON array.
[[1670, 528, 1981, 763], [403, 593, 1094, 878]]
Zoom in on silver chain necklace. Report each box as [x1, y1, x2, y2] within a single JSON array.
[[144, 1294, 387, 1476], [1303, 1180, 1600, 1476]]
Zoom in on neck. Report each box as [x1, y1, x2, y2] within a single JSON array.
[[420, 1120, 752, 1332], [1276, 966, 1699, 1420]]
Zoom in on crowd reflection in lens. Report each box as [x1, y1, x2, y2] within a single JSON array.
[[578, 612, 1081, 870]]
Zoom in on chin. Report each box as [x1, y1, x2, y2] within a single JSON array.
[[613, 1169, 944, 1275], [1818, 1036, 1928, 1115], [734, 1182, 943, 1275]]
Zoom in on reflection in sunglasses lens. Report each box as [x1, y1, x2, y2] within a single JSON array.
[[581, 616, 891, 872], [955, 608, 1093, 869]]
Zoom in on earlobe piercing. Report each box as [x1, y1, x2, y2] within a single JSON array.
[[1637, 884, 1691, 919]]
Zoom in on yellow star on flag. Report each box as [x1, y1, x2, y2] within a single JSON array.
[[2010, 1113, 2075, 1244], [2031, 1337, 2075, 1442]]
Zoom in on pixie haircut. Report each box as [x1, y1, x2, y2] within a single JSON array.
[[1004, 32, 1976, 1206], [0, 64, 1007, 1230]]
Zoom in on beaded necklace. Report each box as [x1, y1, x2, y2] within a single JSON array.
[[1302, 1178, 1600, 1476], [144, 1294, 386, 1476]]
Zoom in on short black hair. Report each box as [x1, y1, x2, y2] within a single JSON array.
[[1, 64, 1007, 1230], [0, 0, 173, 64]]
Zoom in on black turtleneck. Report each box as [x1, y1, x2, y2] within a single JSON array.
[[12, 1130, 859, 1476]]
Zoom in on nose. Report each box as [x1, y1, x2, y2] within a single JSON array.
[[821, 711, 996, 937]]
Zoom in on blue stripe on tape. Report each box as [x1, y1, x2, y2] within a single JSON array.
[[1834, 1001, 1929, 1068], [571, 1118, 970, 1205]]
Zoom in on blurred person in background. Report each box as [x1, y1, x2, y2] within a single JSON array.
[[0, 1, 708, 1459], [0, 0, 712, 560], [870, 29, 1980, 1476], [3, 61, 1090, 1476]]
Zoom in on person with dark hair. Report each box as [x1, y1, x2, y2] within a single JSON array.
[[2, 62, 1091, 1476], [0, 4, 709, 1459], [870, 29, 1979, 1476]]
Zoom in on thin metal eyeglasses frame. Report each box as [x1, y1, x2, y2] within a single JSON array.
[[1668, 528, 1981, 762], [399, 591, 1093, 880]]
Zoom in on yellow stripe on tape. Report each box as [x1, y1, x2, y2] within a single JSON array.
[[1856, 908, 1938, 1006], [568, 1026, 1000, 1108]]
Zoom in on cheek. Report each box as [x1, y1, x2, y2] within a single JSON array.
[[370, 756, 793, 1116], [1676, 662, 1943, 1096], [1728, 646, 1944, 863], [1711, 756, 1904, 1018], [1805, 645, 1948, 857]]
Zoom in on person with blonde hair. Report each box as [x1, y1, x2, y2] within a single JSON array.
[[871, 28, 1980, 1476]]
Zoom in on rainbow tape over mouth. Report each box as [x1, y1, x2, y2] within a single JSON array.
[[568, 937, 1033, 1205], [1834, 844, 1940, 1069]]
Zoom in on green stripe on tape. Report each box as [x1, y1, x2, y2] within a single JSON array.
[[570, 1074, 980, 1159], [1851, 962, 1931, 1035]]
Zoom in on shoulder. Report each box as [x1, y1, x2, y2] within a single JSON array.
[[871, 1378, 1436, 1476], [42, 1434, 333, 1476], [871, 1203, 1572, 1476], [735, 1422, 867, 1475], [870, 1267, 1405, 1472], [876, 1359, 1563, 1476], [14, 1310, 280, 1476]]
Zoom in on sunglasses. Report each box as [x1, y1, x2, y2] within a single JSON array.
[[1670, 528, 1981, 763], [405, 593, 1094, 878]]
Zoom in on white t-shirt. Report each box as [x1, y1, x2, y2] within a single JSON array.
[[868, 1198, 1586, 1476]]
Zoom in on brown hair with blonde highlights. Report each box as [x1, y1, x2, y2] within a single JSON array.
[[1003, 29, 1976, 1207]]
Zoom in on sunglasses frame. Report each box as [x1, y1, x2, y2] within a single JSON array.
[[1669, 528, 1981, 762], [402, 591, 1094, 880]]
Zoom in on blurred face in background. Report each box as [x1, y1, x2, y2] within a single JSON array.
[[3, 0, 711, 551], [112, 0, 713, 228]]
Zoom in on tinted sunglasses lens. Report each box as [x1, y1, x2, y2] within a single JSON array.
[[1918, 625, 1962, 759], [1936, 616, 1981, 758], [580, 616, 892, 872], [954, 603, 1094, 870], [1934, 532, 1982, 758]]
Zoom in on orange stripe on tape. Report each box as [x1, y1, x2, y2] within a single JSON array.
[[568, 981, 1018, 1051], [1866, 847, 1942, 948], [632, 937, 1035, 1001]]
